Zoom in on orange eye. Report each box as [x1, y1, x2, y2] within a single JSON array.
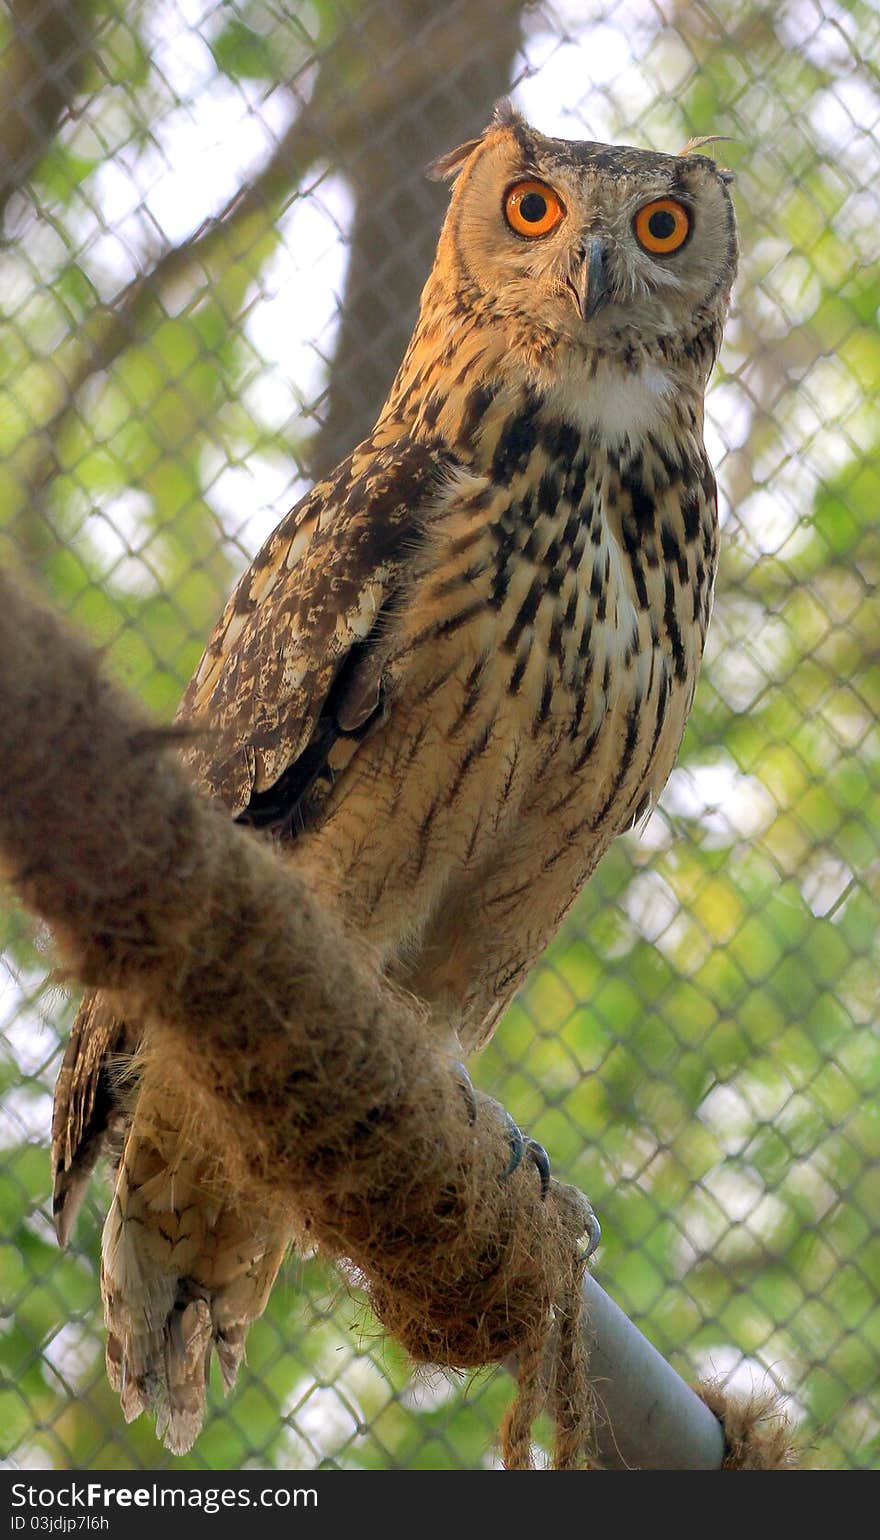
[[504, 180, 565, 238], [634, 198, 690, 254]]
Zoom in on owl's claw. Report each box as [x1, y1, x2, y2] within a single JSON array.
[[503, 1111, 525, 1175], [503, 1115, 551, 1198], [451, 1062, 553, 1200], [524, 1137, 552, 1199], [452, 1060, 478, 1124], [583, 1208, 602, 1258]]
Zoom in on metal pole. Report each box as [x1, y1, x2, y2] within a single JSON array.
[[580, 1272, 726, 1469]]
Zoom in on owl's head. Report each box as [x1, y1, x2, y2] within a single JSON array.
[[429, 102, 737, 369]]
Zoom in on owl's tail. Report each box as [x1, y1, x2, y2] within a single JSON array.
[[100, 1103, 290, 1455]]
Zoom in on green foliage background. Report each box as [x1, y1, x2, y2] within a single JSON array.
[[1, 0, 877, 1470]]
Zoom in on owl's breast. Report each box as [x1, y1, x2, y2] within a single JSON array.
[[398, 403, 717, 741], [293, 408, 717, 970]]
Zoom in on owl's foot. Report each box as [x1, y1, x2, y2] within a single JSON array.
[[452, 1061, 601, 1244], [505, 1116, 602, 1256]]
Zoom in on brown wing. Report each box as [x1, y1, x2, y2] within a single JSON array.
[[177, 435, 453, 815], [52, 431, 455, 1241], [51, 994, 134, 1244]]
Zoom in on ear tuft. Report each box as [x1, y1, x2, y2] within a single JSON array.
[[678, 134, 736, 156], [426, 99, 529, 183], [492, 96, 525, 128], [678, 135, 737, 184], [426, 136, 486, 183]]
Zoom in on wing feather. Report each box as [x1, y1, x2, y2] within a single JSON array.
[[177, 435, 452, 812]]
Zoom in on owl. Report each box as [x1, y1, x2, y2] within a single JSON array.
[[52, 102, 737, 1452]]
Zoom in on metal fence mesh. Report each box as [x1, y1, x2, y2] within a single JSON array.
[[1, 0, 878, 1472]]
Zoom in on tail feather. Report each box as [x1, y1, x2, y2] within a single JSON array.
[[101, 1116, 290, 1454]]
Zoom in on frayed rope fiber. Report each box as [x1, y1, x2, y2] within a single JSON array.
[[696, 1384, 798, 1470], [0, 568, 597, 1470]]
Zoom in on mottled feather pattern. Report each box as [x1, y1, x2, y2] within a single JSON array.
[[279, 383, 718, 1045], [52, 104, 737, 1452], [178, 438, 454, 811]]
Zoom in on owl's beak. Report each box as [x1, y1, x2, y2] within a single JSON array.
[[581, 239, 611, 322]]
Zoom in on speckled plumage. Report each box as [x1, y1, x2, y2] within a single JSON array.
[[52, 103, 737, 1452]]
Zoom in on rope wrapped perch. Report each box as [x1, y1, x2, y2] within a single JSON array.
[[0, 566, 796, 1470]]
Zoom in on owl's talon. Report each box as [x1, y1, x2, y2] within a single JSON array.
[[583, 1209, 601, 1257], [524, 1137, 552, 1199], [504, 1113, 526, 1176], [500, 1117, 551, 1197], [452, 1060, 478, 1125]]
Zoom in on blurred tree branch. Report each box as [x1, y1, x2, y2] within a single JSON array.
[[12, 0, 526, 526], [308, 0, 525, 476]]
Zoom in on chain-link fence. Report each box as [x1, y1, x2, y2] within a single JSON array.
[[1, 0, 878, 1472]]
